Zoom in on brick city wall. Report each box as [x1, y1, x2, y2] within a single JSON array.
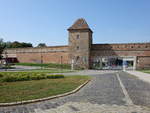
[[137, 56, 150, 69], [4, 43, 150, 69], [91, 43, 150, 56], [5, 46, 69, 64], [91, 43, 150, 69]]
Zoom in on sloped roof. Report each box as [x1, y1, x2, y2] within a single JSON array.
[[68, 18, 92, 32]]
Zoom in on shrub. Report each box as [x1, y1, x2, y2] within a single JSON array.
[[0, 74, 3, 78], [30, 73, 46, 80], [46, 74, 64, 79], [2, 75, 17, 82], [0, 72, 64, 82]]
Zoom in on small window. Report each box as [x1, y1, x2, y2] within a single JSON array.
[[76, 56, 80, 62], [77, 35, 80, 39], [77, 46, 79, 50], [131, 46, 133, 48]]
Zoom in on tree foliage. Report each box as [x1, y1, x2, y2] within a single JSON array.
[[0, 39, 6, 59], [37, 43, 47, 47], [5, 41, 33, 48]]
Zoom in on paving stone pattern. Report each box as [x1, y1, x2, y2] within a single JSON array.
[[119, 71, 150, 107], [0, 71, 150, 113]]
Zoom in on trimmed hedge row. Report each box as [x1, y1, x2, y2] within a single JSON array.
[[0, 73, 64, 82]]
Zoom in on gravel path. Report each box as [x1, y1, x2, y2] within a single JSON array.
[[0, 71, 150, 113]]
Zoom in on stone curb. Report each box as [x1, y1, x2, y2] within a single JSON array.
[[0, 80, 91, 107]]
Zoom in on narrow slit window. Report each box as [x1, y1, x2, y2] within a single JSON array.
[[77, 35, 80, 39]]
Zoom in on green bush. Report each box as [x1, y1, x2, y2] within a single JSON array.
[[2, 75, 16, 82], [30, 73, 46, 80], [46, 74, 64, 79], [0, 74, 3, 78], [0, 72, 64, 82]]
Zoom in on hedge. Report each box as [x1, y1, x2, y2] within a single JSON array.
[[0, 72, 64, 82]]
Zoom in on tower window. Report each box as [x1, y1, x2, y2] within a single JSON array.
[[77, 35, 80, 39], [76, 56, 80, 62], [77, 46, 79, 50]]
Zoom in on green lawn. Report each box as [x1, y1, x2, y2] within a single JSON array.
[[1, 68, 74, 74], [15, 63, 71, 69], [0, 76, 90, 103], [140, 70, 150, 74], [15, 68, 73, 73]]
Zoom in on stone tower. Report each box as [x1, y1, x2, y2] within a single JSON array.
[[68, 18, 93, 69]]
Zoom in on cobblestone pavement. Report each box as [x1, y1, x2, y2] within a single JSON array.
[[0, 71, 150, 113], [119, 71, 150, 107]]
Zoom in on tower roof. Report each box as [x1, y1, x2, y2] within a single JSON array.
[[68, 18, 92, 32]]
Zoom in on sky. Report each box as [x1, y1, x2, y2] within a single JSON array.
[[0, 0, 150, 47]]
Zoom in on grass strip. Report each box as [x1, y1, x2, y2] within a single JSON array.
[[139, 70, 150, 74], [15, 63, 71, 69], [0, 76, 90, 103]]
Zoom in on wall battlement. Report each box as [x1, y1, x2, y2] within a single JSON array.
[[5, 46, 68, 54], [92, 43, 150, 51]]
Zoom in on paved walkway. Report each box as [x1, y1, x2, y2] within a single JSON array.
[[126, 70, 150, 83], [0, 65, 40, 72], [0, 71, 150, 113], [56, 70, 118, 76]]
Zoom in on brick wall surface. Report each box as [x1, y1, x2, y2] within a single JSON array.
[[5, 46, 69, 64], [91, 43, 150, 57], [137, 56, 150, 69], [68, 31, 92, 69], [91, 43, 150, 69], [16, 52, 69, 64]]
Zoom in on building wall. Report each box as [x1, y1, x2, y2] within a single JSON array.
[[4, 42, 150, 69], [137, 56, 150, 69], [68, 30, 92, 69], [5, 46, 69, 64], [91, 43, 150, 69]]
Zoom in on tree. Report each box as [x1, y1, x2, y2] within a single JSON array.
[[5, 41, 33, 48], [37, 43, 47, 47], [0, 39, 6, 60], [5, 41, 12, 48], [21, 42, 32, 48]]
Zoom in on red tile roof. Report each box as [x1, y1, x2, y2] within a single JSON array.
[[68, 18, 92, 32]]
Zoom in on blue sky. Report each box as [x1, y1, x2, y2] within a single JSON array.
[[0, 0, 150, 46]]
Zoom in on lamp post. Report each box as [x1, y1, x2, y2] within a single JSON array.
[[40, 48, 43, 70], [71, 59, 74, 70], [123, 60, 126, 71], [60, 56, 63, 72], [4, 51, 8, 71]]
